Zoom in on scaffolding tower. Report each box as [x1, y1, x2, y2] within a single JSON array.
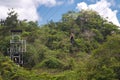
[[8, 30, 26, 66]]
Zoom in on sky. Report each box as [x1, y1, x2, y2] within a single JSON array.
[[0, 0, 120, 27]]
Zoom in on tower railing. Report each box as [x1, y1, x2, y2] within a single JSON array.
[[7, 30, 26, 66]]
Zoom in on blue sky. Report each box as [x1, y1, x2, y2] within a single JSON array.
[[0, 0, 120, 26], [38, 0, 120, 26]]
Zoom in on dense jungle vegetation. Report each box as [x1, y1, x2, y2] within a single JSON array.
[[0, 10, 120, 80]]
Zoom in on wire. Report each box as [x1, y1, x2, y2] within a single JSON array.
[[46, 0, 66, 22], [42, 7, 55, 18]]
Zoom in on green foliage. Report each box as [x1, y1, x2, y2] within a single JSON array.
[[5, 9, 19, 28], [14, 35, 20, 41], [0, 9, 120, 80], [0, 36, 10, 55], [89, 34, 120, 80], [24, 44, 39, 68], [35, 57, 63, 69]]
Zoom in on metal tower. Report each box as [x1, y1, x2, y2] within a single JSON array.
[[8, 30, 26, 66]]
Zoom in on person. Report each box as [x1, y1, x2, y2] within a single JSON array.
[[70, 32, 74, 45], [14, 57, 18, 63]]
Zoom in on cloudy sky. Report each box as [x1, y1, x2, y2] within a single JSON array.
[[0, 0, 120, 26]]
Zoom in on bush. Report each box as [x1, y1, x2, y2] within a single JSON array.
[[36, 57, 63, 69], [0, 76, 3, 80]]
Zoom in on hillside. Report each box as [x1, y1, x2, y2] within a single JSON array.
[[0, 10, 120, 80]]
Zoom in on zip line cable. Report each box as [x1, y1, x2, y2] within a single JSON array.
[[42, 7, 55, 19], [47, 6, 64, 22], [40, 0, 116, 25], [47, 0, 66, 22]]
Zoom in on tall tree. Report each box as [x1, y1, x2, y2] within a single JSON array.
[[5, 9, 19, 28]]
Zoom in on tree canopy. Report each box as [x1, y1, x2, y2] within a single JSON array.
[[0, 9, 120, 80]]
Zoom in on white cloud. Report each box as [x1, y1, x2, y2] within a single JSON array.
[[0, 6, 8, 19], [76, 0, 120, 27], [87, 0, 98, 3], [111, 0, 115, 6], [76, 2, 88, 10], [0, 0, 62, 21], [35, 0, 59, 7]]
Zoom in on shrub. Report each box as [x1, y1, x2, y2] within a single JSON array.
[[36, 57, 63, 69]]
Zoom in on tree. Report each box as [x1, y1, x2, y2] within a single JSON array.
[[5, 9, 19, 28], [89, 34, 120, 80]]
